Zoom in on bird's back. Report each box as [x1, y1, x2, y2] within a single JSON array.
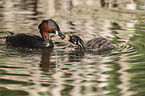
[[6, 34, 53, 48], [86, 37, 113, 51]]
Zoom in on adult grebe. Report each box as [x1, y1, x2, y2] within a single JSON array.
[[6, 19, 65, 48]]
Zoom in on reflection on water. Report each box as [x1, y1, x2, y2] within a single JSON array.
[[1, 0, 145, 96]]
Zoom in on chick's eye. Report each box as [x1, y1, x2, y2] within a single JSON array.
[[72, 37, 75, 40]]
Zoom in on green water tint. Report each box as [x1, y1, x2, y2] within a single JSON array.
[[0, 0, 145, 96]]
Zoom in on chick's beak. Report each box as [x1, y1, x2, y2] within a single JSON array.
[[64, 35, 70, 41], [55, 30, 65, 39]]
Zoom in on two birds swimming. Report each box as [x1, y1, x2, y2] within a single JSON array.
[[6, 19, 113, 52]]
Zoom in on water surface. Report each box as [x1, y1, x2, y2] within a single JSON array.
[[0, 0, 145, 96]]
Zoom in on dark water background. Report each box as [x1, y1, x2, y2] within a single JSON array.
[[1, 0, 145, 96]]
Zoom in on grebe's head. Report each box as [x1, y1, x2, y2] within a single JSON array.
[[38, 19, 65, 41]]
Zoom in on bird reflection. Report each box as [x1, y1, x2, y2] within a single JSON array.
[[68, 47, 112, 62], [39, 49, 56, 73], [68, 50, 85, 62]]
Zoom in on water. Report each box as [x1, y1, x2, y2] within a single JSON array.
[[0, 0, 145, 96]]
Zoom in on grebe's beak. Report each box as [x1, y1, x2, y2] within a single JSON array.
[[55, 30, 65, 39]]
